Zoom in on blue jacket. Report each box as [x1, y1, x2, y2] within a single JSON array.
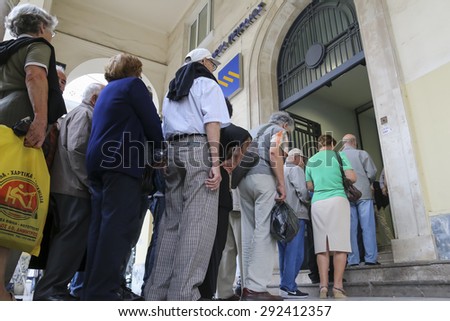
[[86, 77, 163, 179]]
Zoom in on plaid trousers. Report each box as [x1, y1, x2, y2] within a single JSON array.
[[144, 136, 218, 301]]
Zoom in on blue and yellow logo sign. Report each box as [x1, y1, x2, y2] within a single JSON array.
[[218, 54, 242, 98]]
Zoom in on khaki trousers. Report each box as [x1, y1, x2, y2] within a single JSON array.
[[238, 174, 277, 292]]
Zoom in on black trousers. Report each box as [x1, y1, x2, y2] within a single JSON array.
[[82, 172, 145, 300], [199, 206, 230, 299], [33, 193, 91, 300]]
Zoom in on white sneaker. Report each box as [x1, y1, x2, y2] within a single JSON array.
[[279, 288, 309, 299]]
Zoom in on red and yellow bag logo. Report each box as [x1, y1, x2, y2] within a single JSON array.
[[0, 125, 50, 255], [0, 174, 42, 220]]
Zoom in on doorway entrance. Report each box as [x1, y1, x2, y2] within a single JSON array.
[[289, 113, 321, 159], [276, 0, 395, 252]]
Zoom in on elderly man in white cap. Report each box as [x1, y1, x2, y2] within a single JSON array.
[[277, 148, 310, 299], [144, 48, 230, 301]]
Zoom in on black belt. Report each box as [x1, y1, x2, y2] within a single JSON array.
[[169, 133, 206, 141]]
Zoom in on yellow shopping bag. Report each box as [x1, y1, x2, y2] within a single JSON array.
[[0, 125, 50, 256]]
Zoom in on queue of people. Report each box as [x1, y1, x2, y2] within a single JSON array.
[[1, 3, 385, 302]]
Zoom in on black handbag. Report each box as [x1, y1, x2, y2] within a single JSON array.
[[142, 148, 167, 194], [142, 165, 155, 194], [335, 151, 362, 203], [270, 201, 300, 243]]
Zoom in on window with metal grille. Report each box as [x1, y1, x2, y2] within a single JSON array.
[[278, 0, 363, 109]]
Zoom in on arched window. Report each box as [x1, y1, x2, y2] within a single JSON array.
[[277, 0, 363, 109]]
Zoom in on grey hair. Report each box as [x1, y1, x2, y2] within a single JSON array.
[[56, 65, 65, 73], [4, 4, 58, 37], [269, 111, 294, 128], [82, 83, 104, 106]]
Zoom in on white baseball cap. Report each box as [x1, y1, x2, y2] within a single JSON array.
[[288, 148, 304, 158], [184, 48, 221, 67]]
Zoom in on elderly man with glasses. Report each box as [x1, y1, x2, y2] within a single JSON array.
[[144, 48, 230, 301]]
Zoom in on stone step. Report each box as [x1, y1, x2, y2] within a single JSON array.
[[269, 259, 450, 298], [288, 280, 450, 299]]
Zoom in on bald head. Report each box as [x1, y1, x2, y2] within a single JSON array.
[[343, 134, 357, 148]]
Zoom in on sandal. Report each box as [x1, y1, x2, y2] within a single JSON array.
[[319, 286, 328, 299], [332, 287, 347, 299]]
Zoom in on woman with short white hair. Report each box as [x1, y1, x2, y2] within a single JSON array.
[[0, 3, 65, 301]]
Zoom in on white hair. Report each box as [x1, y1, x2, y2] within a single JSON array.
[[82, 83, 104, 105], [5, 3, 58, 37], [56, 65, 65, 73], [286, 148, 303, 162]]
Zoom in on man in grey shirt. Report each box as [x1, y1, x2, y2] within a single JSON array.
[[144, 48, 230, 301], [33, 83, 104, 300], [341, 134, 378, 266], [278, 148, 310, 299]]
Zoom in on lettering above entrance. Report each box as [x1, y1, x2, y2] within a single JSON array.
[[212, 2, 266, 58], [277, 0, 364, 109]]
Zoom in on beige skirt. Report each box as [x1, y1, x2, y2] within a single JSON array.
[[311, 196, 351, 253]]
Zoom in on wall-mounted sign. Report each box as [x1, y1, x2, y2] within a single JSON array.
[[218, 53, 242, 98], [212, 2, 266, 58]]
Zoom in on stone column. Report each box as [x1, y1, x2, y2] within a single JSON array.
[[354, 0, 437, 262], [1, 0, 19, 40], [1, 2, 7, 40]]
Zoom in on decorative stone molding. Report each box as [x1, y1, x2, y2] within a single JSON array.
[[353, 0, 437, 261], [247, 0, 309, 128]]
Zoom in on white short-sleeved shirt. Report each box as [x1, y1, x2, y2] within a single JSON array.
[[162, 77, 231, 140]]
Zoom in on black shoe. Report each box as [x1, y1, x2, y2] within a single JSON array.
[[234, 286, 242, 296], [365, 261, 381, 266], [279, 288, 309, 299], [347, 263, 359, 267], [234, 277, 242, 296], [118, 286, 144, 301], [34, 293, 79, 301]]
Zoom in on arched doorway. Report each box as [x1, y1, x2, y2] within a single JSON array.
[[276, 0, 395, 253], [277, 0, 363, 110], [249, 0, 436, 264], [65, 58, 161, 112]]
